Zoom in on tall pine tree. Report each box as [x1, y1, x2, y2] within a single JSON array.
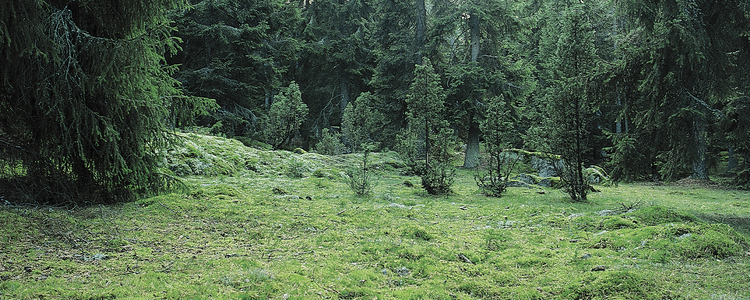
[[1, 0, 212, 204]]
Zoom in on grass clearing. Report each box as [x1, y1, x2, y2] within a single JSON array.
[[1, 133, 749, 299]]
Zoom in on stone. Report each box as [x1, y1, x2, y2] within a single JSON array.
[[537, 178, 552, 187], [513, 173, 536, 184], [531, 156, 562, 178], [591, 265, 607, 271], [507, 180, 532, 188]]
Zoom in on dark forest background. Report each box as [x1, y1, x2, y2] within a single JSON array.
[[3, 0, 750, 204]]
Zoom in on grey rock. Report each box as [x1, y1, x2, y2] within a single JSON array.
[[507, 180, 532, 188], [531, 156, 563, 178], [537, 178, 552, 187], [513, 173, 536, 184], [395, 267, 410, 276], [591, 265, 607, 271]]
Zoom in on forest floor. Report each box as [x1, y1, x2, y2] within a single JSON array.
[[1, 132, 749, 299]]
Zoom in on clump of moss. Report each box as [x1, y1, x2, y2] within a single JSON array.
[[400, 225, 433, 241], [626, 206, 702, 226], [600, 216, 640, 230], [589, 222, 748, 260], [671, 223, 747, 259], [563, 271, 661, 299]]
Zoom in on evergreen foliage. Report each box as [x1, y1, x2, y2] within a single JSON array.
[[315, 128, 345, 156], [607, 0, 750, 183], [296, 0, 376, 135], [400, 58, 456, 195], [171, 0, 301, 111], [0, 0, 215, 204], [475, 96, 519, 197], [370, 0, 422, 144], [342, 92, 383, 153], [541, 2, 599, 201], [344, 149, 375, 196], [263, 82, 309, 150]]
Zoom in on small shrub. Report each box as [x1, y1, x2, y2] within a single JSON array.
[[285, 156, 308, 178], [400, 225, 433, 241], [271, 187, 287, 195], [475, 96, 520, 197], [262, 82, 309, 149], [344, 151, 375, 196], [475, 151, 521, 197], [421, 160, 455, 195], [314, 128, 345, 156], [342, 92, 383, 153]]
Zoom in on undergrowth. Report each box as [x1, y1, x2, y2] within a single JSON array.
[[0, 133, 748, 299]]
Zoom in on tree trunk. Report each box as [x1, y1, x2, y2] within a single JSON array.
[[340, 76, 349, 117], [470, 11, 480, 62], [463, 119, 480, 168], [691, 119, 710, 180], [727, 145, 738, 172], [463, 11, 481, 169], [415, 0, 426, 64], [264, 92, 273, 110]]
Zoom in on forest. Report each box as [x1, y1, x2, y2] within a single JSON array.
[[0, 0, 748, 202], [3, 0, 750, 203], [1, 1, 750, 298]]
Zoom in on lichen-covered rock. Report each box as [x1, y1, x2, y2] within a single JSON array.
[[513, 173, 536, 185], [530, 156, 562, 178]]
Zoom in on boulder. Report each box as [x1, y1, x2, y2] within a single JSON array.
[[513, 173, 536, 185], [507, 180, 532, 188], [537, 178, 552, 187], [531, 156, 562, 178]]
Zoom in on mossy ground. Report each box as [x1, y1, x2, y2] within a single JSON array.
[[1, 133, 749, 299]]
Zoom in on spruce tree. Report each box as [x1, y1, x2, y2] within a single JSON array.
[[342, 92, 384, 153], [263, 82, 309, 150], [399, 58, 455, 195], [0, 0, 213, 204], [543, 3, 598, 201], [475, 96, 518, 197]]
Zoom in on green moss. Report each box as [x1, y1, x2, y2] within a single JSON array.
[[672, 223, 747, 259], [601, 216, 641, 230], [1, 132, 749, 299], [563, 271, 660, 300], [400, 225, 434, 241], [626, 205, 702, 226]]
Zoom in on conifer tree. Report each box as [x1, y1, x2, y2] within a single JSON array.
[[263, 82, 309, 150], [475, 95, 519, 197], [608, 0, 750, 183], [342, 92, 383, 153], [543, 3, 598, 201], [0, 0, 212, 204], [170, 0, 302, 137], [399, 58, 455, 195]]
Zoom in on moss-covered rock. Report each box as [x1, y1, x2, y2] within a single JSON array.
[[626, 206, 702, 226], [162, 132, 326, 177]]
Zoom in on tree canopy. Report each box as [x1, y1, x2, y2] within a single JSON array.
[[0, 0, 214, 204], [3, 0, 750, 204]]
